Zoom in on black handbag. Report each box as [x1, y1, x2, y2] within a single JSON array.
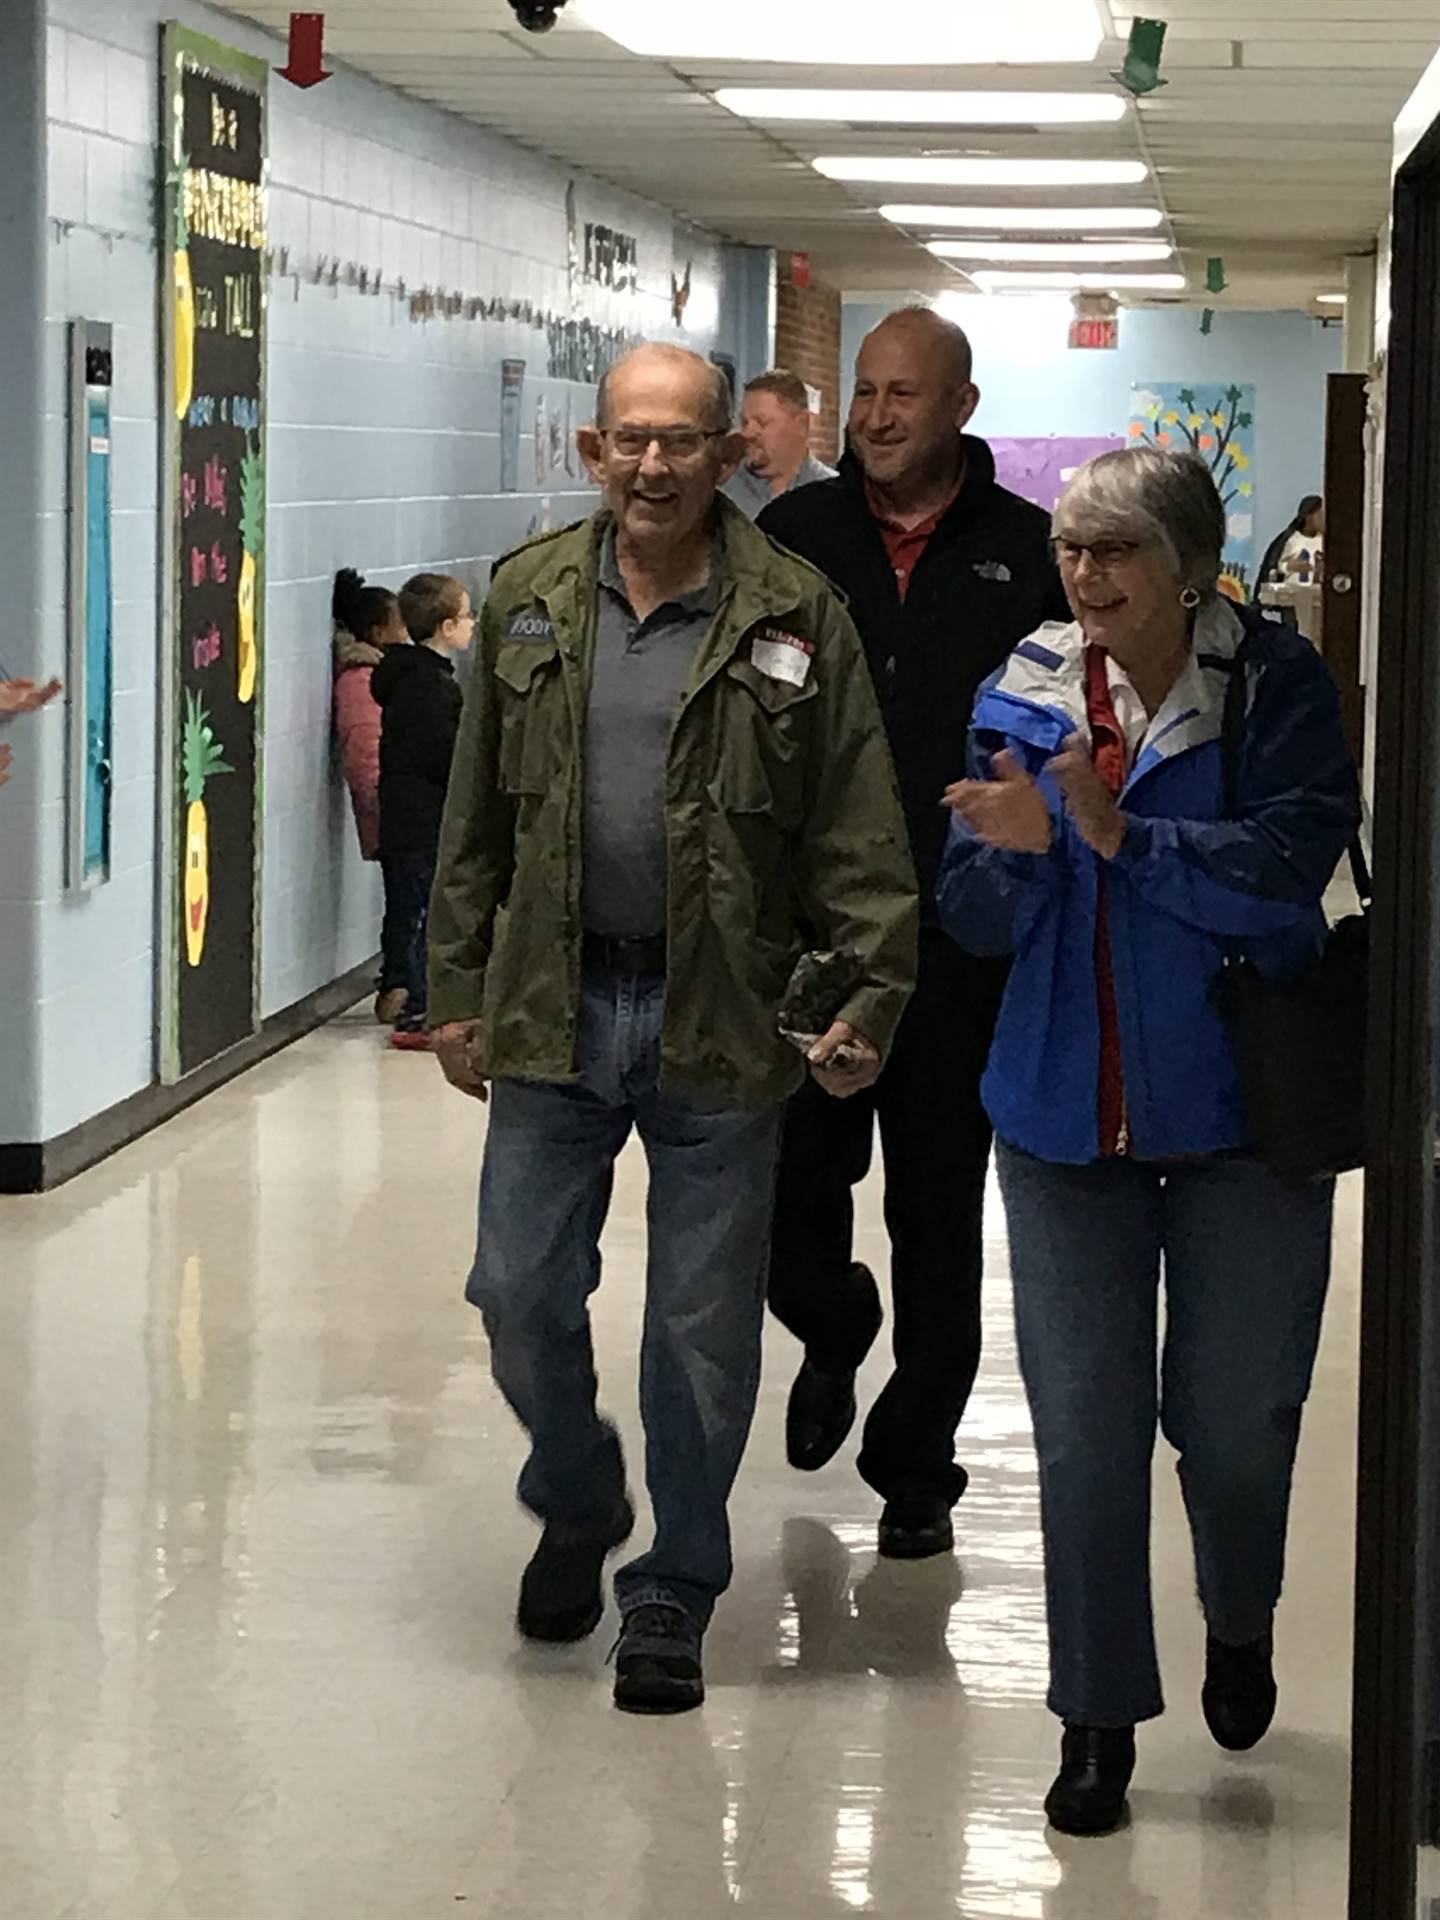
[[1214, 642, 1369, 1179]]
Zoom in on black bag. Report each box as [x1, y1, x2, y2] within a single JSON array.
[[1214, 642, 1369, 1179]]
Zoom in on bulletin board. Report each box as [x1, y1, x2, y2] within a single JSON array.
[[159, 24, 268, 1083]]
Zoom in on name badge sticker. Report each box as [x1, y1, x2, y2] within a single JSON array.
[[750, 625, 814, 688]]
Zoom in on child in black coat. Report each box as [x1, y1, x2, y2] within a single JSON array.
[[371, 573, 474, 1047]]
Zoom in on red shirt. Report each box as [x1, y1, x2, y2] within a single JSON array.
[[1086, 645, 1129, 1156], [865, 478, 962, 601]]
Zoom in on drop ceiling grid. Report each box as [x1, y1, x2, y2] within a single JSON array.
[[214, 0, 1439, 304]]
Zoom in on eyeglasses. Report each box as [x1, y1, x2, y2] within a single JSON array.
[[599, 427, 729, 463], [1053, 538, 1142, 573]]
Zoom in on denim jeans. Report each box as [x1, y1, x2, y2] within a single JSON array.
[[466, 967, 782, 1627], [996, 1141, 1335, 1728], [379, 851, 434, 1016]]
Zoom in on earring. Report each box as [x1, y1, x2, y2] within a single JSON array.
[[1180, 586, 1201, 609]]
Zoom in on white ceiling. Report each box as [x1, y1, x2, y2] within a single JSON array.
[[219, 0, 1440, 309]]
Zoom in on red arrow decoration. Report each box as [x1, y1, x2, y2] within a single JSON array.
[[278, 13, 331, 89]]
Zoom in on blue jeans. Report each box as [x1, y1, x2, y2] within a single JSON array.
[[996, 1141, 1335, 1728], [466, 968, 782, 1627], [379, 850, 434, 1018]]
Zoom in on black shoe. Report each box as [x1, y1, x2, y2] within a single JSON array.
[[786, 1361, 860, 1472], [516, 1499, 634, 1644], [782, 1264, 882, 1472], [1202, 1629, 1277, 1752], [877, 1496, 955, 1561], [1045, 1724, 1136, 1837], [613, 1603, 705, 1715]]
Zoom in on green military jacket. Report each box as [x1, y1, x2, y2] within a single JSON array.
[[429, 495, 918, 1108]]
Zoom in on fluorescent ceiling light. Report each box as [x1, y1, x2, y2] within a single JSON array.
[[816, 157, 1148, 188], [713, 90, 1125, 126], [929, 239, 1172, 263], [1316, 293, 1347, 305], [572, 0, 1105, 64], [969, 270, 1187, 291], [883, 203, 1164, 231]]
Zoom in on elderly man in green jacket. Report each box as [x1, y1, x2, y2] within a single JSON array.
[[428, 342, 917, 1716]]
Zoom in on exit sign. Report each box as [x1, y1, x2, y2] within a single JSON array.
[[1069, 316, 1119, 350]]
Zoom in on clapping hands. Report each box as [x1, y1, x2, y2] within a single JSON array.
[[944, 735, 1126, 862]]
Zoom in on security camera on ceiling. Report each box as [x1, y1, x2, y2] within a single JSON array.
[[508, 0, 569, 29]]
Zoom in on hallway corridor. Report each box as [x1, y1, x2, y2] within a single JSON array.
[[0, 1014, 1361, 1919]]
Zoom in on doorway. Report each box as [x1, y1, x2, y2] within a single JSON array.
[[1349, 96, 1440, 1920]]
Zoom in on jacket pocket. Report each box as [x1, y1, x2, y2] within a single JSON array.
[[713, 656, 817, 829], [495, 639, 563, 796]]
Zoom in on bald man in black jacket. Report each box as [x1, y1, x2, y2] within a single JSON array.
[[760, 305, 1068, 1559]]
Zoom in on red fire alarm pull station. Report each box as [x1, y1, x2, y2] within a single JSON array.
[[279, 13, 332, 88], [791, 252, 812, 290]]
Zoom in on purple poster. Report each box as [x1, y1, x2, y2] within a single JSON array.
[[991, 436, 1126, 516]]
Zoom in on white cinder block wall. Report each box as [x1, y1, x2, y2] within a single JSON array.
[[11, 0, 757, 1148]]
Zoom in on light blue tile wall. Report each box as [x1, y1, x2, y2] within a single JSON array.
[[0, 0, 48, 1145], [841, 297, 1344, 561], [18, 0, 751, 1146]]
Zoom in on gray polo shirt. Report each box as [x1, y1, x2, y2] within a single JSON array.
[[723, 452, 837, 522], [581, 526, 719, 939]]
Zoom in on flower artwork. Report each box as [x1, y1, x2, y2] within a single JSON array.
[[1129, 383, 1256, 598]]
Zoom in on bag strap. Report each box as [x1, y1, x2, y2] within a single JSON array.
[[1218, 630, 1371, 911]]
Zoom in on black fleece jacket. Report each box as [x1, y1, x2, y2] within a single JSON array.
[[372, 642, 462, 857], [758, 438, 1068, 909]]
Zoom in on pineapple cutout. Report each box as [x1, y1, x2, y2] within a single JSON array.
[[182, 691, 233, 969], [173, 162, 195, 422], [237, 439, 263, 704]]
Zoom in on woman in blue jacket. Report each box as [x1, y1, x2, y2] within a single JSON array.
[[938, 447, 1359, 1838]]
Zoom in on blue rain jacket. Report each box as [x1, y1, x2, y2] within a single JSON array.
[[936, 600, 1361, 1164]]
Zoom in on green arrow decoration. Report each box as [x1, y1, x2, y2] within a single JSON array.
[[1114, 17, 1168, 96], [1206, 257, 1228, 294]]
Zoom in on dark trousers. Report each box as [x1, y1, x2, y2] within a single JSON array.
[[768, 930, 1006, 1507], [379, 850, 435, 1018]]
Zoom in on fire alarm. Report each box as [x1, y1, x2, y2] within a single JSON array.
[[791, 252, 812, 290]]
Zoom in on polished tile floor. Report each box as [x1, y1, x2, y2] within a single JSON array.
[[0, 1011, 1361, 1919]]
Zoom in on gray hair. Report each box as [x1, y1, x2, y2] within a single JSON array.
[[595, 343, 733, 433], [1054, 447, 1226, 594]]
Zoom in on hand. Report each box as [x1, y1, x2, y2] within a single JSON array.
[[0, 678, 62, 717], [433, 1018, 489, 1101], [1048, 734, 1126, 860], [942, 750, 1052, 853], [807, 1019, 881, 1100], [0, 743, 11, 789]]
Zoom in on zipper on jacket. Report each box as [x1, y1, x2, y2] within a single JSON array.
[[1116, 1088, 1130, 1157]]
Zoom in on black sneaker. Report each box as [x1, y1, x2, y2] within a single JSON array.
[[1045, 1724, 1136, 1837], [613, 1603, 705, 1715], [877, 1496, 955, 1561], [516, 1500, 634, 1645], [1202, 1629, 1277, 1752]]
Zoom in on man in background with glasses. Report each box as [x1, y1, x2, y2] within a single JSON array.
[[758, 305, 1069, 1562], [427, 342, 917, 1716]]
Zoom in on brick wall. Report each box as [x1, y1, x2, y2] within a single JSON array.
[[774, 253, 843, 463]]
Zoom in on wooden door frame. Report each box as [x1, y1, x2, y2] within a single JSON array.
[[1324, 370, 1369, 767], [1349, 115, 1440, 1920]]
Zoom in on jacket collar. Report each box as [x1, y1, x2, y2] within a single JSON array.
[[837, 432, 998, 532], [521, 495, 822, 635], [979, 595, 1249, 786]]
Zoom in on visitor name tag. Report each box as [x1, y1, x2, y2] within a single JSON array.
[[750, 626, 813, 687]]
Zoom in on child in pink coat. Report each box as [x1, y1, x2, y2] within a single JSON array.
[[332, 569, 410, 1020]]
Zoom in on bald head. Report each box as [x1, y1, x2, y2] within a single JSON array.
[[596, 343, 732, 434], [863, 305, 974, 391], [848, 303, 981, 508]]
